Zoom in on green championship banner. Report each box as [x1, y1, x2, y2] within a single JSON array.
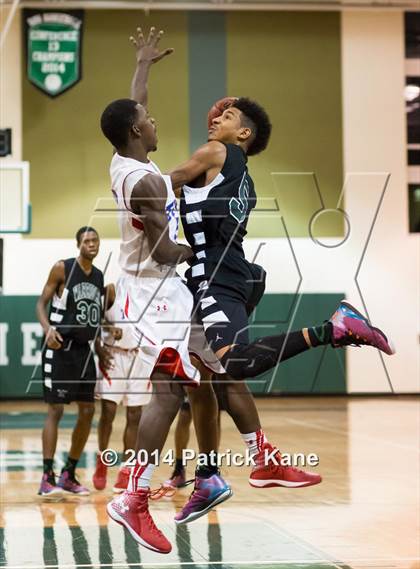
[[23, 9, 84, 98]]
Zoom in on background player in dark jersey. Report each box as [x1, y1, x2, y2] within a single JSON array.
[[36, 226, 112, 498]]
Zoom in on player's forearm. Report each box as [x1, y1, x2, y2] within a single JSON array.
[[153, 242, 193, 266], [130, 60, 151, 106], [36, 299, 51, 334], [169, 166, 198, 190], [94, 336, 103, 353]]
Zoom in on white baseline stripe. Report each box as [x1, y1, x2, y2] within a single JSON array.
[[5, 557, 420, 568]]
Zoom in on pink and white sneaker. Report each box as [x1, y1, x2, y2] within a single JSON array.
[[330, 300, 395, 355], [249, 443, 322, 488], [57, 470, 90, 496], [38, 473, 63, 498]]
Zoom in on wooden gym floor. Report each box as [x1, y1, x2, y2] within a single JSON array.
[[0, 396, 419, 569]]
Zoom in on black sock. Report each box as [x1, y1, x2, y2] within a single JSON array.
[[62, 456, 78, 478], [221, 331, 311, 380], [43, 459, 54, 475], [173, 458, 184, 475], [307, 322, 332, 347], [196, 453, 219, 479]]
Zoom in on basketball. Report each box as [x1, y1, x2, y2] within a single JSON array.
[[207, 96, 238, 128]]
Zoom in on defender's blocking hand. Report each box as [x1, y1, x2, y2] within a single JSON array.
[[130, 26, 174, 65]]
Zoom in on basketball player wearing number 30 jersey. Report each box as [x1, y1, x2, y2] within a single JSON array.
[[36, 227, 110, 499]]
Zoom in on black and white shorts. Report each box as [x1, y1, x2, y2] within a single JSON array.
[[188, 263, 266, 374], [42, 339, 96, 404]]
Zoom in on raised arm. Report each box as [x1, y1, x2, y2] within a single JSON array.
[[129, 26, 174, 106], [36, 261, 65, 349], [169, 141, 226, 192], [131, 174, 193, 266]]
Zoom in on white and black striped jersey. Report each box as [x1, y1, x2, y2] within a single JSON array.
[[180, 143, 257, 301]]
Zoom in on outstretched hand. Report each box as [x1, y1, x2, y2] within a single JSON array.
[[130, 26, 174, 65]]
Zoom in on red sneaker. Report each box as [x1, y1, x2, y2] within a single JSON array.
[[249, 443, 322, 489], [92, 453, 107, 491], [107, 489, 172, 554], [113, 467, 130, 493]]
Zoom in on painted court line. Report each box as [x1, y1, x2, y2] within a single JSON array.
[[261, 518, 346, 569], [285, 417, 420, 453], [3, 557, 420, 568]]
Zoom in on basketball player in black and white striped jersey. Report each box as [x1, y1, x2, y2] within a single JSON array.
[[36, 226, 113, 498], [167, 90, 394, 517]]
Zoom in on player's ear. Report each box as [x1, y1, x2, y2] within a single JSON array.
[[238, 127, 252, 143], [131, 124, 142, 138]]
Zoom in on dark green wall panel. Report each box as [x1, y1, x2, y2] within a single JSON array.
[[249, 293, 346, 394], [188, 11, 226, 153], [0, 294, 345, 398]]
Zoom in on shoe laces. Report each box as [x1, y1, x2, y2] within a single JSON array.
[[131, 490, 169, 537], [184, 474, 219, 505], [139, 498, 164, 534], [149, 485, 176, 501], [342, 330, 369, 348]]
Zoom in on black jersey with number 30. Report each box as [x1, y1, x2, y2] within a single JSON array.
[[180, 143, 257, 302], [48, 258, 104, 344]]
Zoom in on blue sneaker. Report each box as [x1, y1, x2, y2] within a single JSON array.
[[174, 474, 232, 525]]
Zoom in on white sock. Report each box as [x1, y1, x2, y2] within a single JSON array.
[[241, 429, 268, 458], [127, 463, 155, 492]]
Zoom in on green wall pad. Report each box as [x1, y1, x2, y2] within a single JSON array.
[[248, 293, 346, 394], [0, 294, 345, 398]]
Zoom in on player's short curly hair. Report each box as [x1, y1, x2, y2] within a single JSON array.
[[76, 226, 98, 245], [232, 97, 272, 156], [100, 98, 138, 149]]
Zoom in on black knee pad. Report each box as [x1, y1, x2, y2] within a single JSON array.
[[220, 341, 278, 380]]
